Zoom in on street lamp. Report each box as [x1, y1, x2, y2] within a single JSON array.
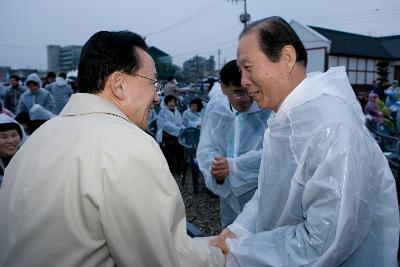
[[228, 0, 250, 28]]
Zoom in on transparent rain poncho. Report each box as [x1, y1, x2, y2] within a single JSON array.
[[182, 109, 202, 128], [156, 107, 183, 143], [226, 67, 399, 267], [197, 94, 270, 226]]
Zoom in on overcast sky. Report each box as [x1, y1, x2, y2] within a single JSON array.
[[1, 0, 399, 70]]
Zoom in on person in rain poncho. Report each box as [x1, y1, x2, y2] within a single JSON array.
[[182, 98, 203, 128], [156, 94, 185, 175], [17, 73, 54, 115], [364, 92, 384, 124], [3, 74, 26, 114], [0, 114, 24, 186], [0, 31, 224, 267], [197, 60, 271, 228], [47, 73, 74, 114], [210, 16, 399, 267]]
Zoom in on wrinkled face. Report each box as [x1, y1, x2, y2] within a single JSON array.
[[27, 81, 40, 93], [190, 103, 199, 112], [167, 99, 176, 110], [10, 78, 19, 87], [121, 48, 159, 129], [237, 32, 286, 111], [0, 129, 21, 157], [223, 84, 253, 112]]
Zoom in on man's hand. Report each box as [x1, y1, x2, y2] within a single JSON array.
[[210, 157, 229, 183], [210, 228, 237, 255]]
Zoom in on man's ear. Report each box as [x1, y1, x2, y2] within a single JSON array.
[[108, 71, 125, 100], [281, 45, 297, 73], [220, 83, 228, 96]]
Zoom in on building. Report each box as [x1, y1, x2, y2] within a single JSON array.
[[148, 46, 172, 66], [148, 46, 174, 79], [0, 67, 12, 82], [0, 67, 38, 82], [290, 20, 400, 91], [47, 45, 82, 73], [182, 55, 216, 82]]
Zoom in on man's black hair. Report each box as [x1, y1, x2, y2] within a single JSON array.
[[0, 122, 22, 139], [167, 75, 174, 82], [47, 72, 56, 79], [220, 60, 241, 87], [58, 73, 67, 79], [240, 16, 308, 67], [10, 75, 21, 81], [77, 31, 148, 94]]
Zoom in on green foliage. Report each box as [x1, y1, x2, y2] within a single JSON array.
[[376, 61, 389, 87]]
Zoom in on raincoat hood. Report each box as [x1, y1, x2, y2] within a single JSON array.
[[25, 73, 42, 88], [29, 104, 55, 121], [0, 114, 24, 139], [278, 66, 364, 122], [55, 77, 67, 86]]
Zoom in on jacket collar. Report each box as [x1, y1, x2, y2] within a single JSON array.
[[60, 93, 132, 124]]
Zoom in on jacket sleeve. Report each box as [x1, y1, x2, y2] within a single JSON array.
[[197, 107, 233, 197], [226, 123, 384, 267], [3, 90, 11, 110], [226, 149, 262, 196], [98, 134, 224, 267]]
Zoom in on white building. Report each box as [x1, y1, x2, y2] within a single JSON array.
[[290, 20, 400, 91]]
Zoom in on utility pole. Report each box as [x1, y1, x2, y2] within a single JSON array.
[[217, 49, 221, 73], [228, 0, 250, 28]]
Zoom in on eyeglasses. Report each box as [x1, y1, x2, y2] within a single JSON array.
[[134, 74, 162, 95]]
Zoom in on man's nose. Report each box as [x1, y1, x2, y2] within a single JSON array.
[[241, 75, 252, 90]]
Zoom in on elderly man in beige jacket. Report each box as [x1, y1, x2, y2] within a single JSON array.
[[0, 31, 224, 267]]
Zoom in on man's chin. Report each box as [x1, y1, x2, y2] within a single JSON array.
[[254, 100, 268, 110]]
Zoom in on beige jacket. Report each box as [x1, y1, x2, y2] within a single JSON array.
[[0, 93, 224, 267]]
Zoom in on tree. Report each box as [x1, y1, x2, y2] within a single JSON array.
[[376, 61, 389, 87]]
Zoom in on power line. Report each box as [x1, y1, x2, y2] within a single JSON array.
[[172, 43, 237, 59], [304, 7, 400, 26], [171, 39, 237, 58], [302, 4, 400, 22], [0, 43, 45, 50], [144, 0, 223, 37]]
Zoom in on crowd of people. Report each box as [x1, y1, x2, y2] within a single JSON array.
[[364, 79, 400, 129], [0, 71, 75, 185], [0, 16, 398, 267]]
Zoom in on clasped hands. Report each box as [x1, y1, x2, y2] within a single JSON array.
[[210, 228, 237, 255]]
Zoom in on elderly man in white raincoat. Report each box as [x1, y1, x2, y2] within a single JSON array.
[[197, 60, 270, 228], [0, 31, 224, 267], [211, 16, 399, 267]]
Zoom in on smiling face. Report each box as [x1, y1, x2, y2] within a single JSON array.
[[0, 129, 21, 157], [119, 48, 159, 129], [237, 32, 290, 111], [222, 83, 253, 112]]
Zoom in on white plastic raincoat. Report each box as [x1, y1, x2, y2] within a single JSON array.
[[197, 95, 270, 227], [156, 107, 183, 143], [182, 109, 202, 128], [226, 67, 399, 267]]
